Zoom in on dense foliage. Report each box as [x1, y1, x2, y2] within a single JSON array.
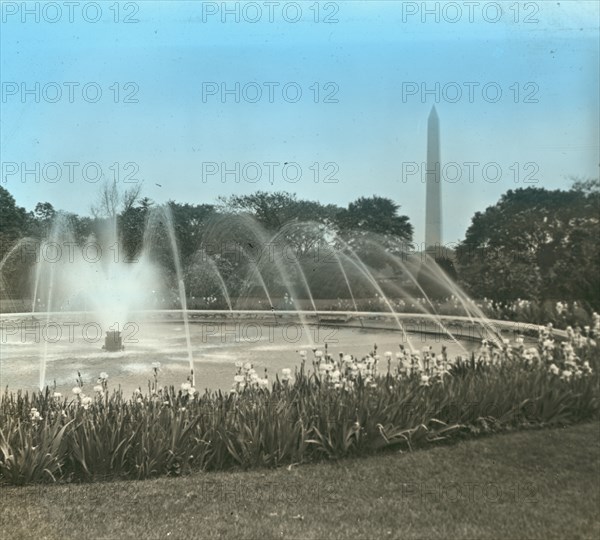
[[1, 179, 598, 308], [0, 186, 414, 302], [456, 181, 600, 308]]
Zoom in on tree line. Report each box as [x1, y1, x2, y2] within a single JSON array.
[[1, 179, 598, 308]]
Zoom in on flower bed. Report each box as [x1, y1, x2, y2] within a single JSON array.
[[1, 319, 598, 485]]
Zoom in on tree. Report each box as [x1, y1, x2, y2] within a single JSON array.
[[34, 202, 56, 223], [334, 196, 413, 270], [0, 186, 29, 246], [119, 198, 154, 261], [456, 184, 600, 308], [336, 196, 413, 240], [166, 201, 216, 265], [25, 202, 57, 238], [91, 180, 142, 218], [217, 191, 339, 231], [0, 187, 32, 303], [571, 177, 600, 195]]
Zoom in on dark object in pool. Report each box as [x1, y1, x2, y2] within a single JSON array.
[[102, 330, 124, 352]]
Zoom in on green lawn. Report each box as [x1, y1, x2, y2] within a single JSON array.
[[1, 422, 599, 540]]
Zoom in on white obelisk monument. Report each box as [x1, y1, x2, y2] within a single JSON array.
[[425, 106, 442, 250]]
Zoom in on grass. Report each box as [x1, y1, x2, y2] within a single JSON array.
[[1, 422, 598, 540]]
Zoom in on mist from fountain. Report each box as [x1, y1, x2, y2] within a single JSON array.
[[236, 245, 275, 310], [0, 237, 37, 314], [0, 212, 511, 391], [203, 213, 317, 348], [150, 206, 195, 387], [332, 242, 416, 352], [194, 249, 233, 311], [363, 243, 471, 352], [14, 208, 197, 389], [330, 247, 363, 327], [270, 227, 320, 317]]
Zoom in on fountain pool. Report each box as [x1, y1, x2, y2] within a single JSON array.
[[0, 310, 543, 394]]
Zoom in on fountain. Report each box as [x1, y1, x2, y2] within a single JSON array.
[[102, 330, 124, 352], [0, 211, 531, 394]]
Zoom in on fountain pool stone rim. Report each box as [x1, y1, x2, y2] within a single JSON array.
[[0, 309, 566, 343]]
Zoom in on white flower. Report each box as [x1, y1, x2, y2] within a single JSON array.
[[259, 378, 269, 388], [99, 372, 109, 380], [315, 350, 323, 358], [299, 350, 307, 358], [235, 361, 243, 368], [181, 382, 191, 391], [420, 375, 430, 386], [234, 375, 244, 383], [384, 351, 392, 358], [93, 385, 103, 393], [53, 392, 62, 398], [188, 387, 197, 396], [243, 362, 252, 370], [81, 396, 93, 409], [561, 370, 572, 380], [152, 362, 161, 370], [137, 397, 143, 404], [281, 368, 292, 378], [549, 363, 559, 375], [72, 387, 82, 395], [343, 355, 352, 363]]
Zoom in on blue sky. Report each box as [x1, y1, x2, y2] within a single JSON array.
[[1, 0, 598, 244]]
